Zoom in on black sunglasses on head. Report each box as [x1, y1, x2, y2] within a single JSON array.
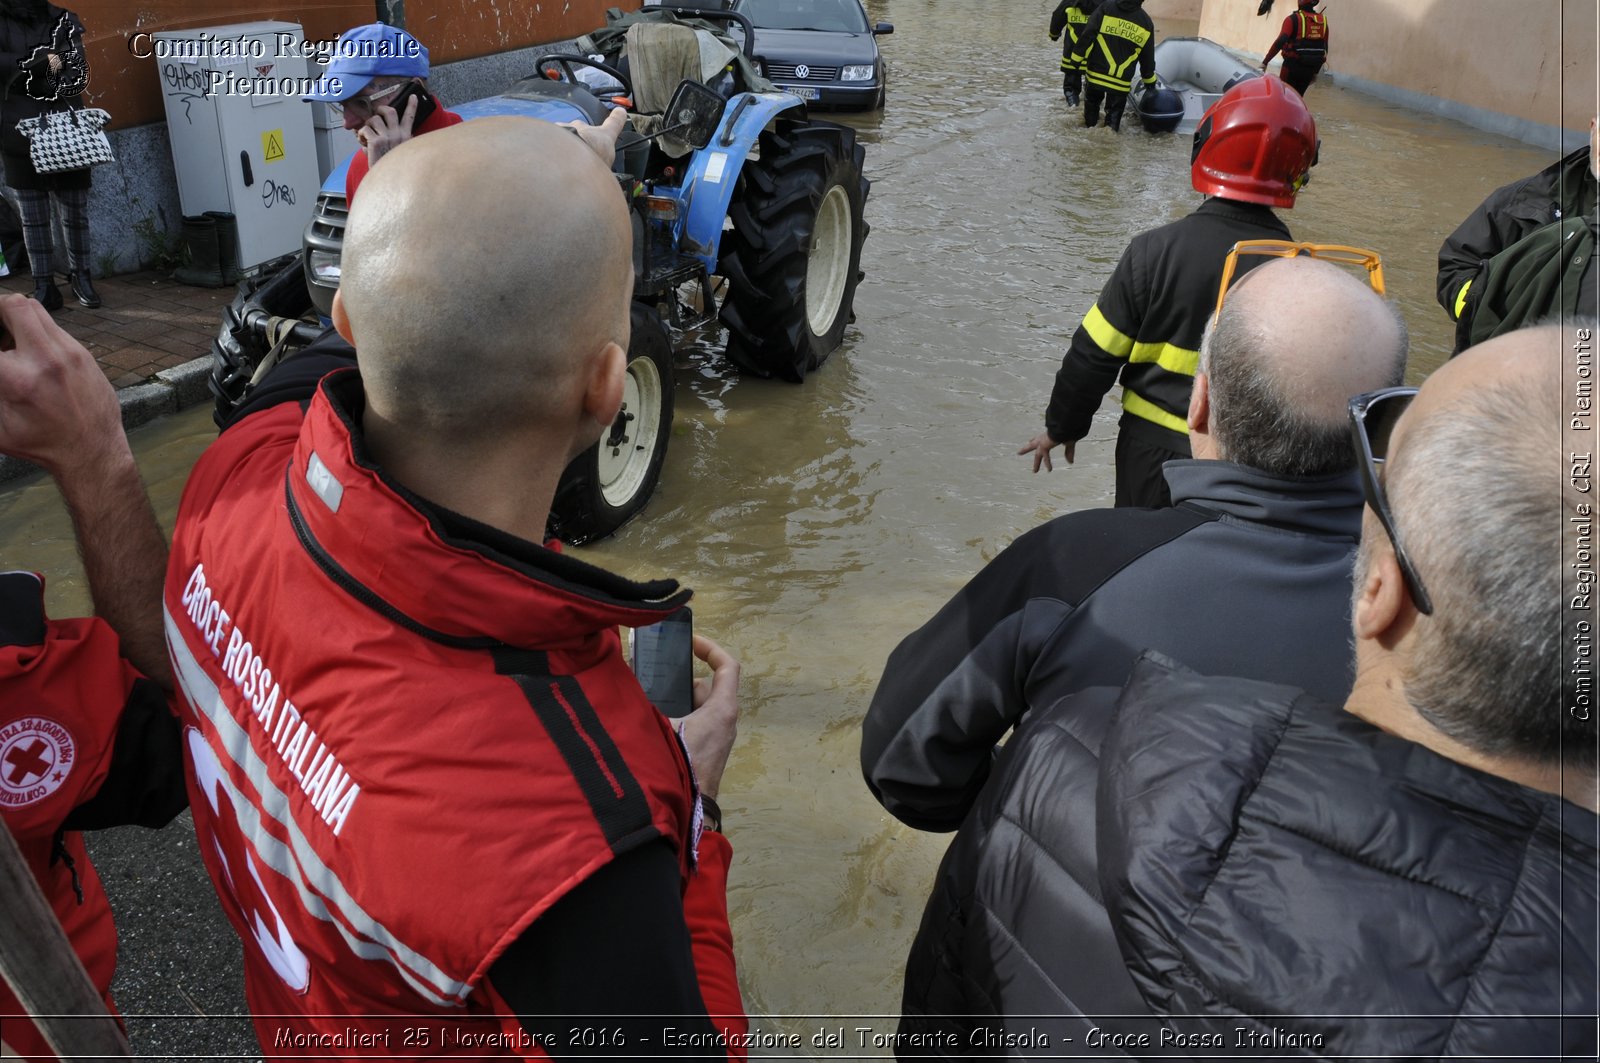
[[1348, 387, 1434, 616]]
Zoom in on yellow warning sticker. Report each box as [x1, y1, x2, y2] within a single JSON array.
[[262, 129, 286, 163]]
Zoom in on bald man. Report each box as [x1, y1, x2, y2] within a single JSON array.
[[864, 256, 1409, 1045], [163, 119, 747, 1057], [1063, 324, 1592, 1054]]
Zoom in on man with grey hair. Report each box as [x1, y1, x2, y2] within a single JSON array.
[[861, 253, 1410, 1047], [1071, 323, 1592, 1055]]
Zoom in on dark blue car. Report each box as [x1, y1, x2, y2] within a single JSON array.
[[734, 0, 892, 110]]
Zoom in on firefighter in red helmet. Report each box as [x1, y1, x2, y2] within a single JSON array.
[[1020, 77, 1319, 508], [1262, 0, 1330, 97]]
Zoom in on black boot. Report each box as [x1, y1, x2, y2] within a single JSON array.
[[1065, 90, 1080, 106], [69, 269, 100, 308], [206, 210, 242, 284], [30, 276, 61, 311], [174, 215, 226, 288]]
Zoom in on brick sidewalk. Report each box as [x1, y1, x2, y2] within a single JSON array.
[[0, 268, 232, 389]]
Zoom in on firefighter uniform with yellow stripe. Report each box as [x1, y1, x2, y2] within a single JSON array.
[[1043, 198, 1292, 507], [1049, 0, 1095, 106], [1070, 0, 1156, 132]]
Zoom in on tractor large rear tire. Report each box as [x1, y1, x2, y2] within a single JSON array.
[[548, 304, 675, 545], [719, 119, 869, 382]]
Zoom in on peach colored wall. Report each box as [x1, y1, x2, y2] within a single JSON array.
[[1200, 0, 1595, 135], [1145, 0, 1203, 20]]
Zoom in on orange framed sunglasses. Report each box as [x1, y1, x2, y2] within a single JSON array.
[[1214, 240, 1386, 325]]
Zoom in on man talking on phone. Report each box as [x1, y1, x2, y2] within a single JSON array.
[[303, 23, 464, 204]]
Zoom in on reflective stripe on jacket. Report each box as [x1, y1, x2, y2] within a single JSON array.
[[1044, 197, 1291, 450]]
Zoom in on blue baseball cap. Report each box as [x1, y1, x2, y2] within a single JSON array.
[[303, 23, 430, 103]]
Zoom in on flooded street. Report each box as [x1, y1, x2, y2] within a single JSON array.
[[0, 0, 1559, 1053]]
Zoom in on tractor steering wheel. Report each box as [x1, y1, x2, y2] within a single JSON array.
[[534, 54, 633, 104]]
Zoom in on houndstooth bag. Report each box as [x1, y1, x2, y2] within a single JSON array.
[[15, 107, 113, 174]]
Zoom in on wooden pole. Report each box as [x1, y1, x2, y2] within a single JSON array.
[[0, 821, 129, 1059]]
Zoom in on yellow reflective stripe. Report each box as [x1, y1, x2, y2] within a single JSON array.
[[1085, 69, 1133, 90], [1083, 305, 1136, 359], [1123, 390, 1191, 434], [1111, 50, 1140, 79], [1452, 278, 1473, 320], [1128, 341, 1200, 376], [1095, 37, 1117, 68]]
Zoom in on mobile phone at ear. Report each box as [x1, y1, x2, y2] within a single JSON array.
[[389, 81, 437, 128], [631, 608, 694, 719]]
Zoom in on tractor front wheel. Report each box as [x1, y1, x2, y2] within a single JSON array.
[[548, 304, 675, 544], [718, 120, 869, 382]]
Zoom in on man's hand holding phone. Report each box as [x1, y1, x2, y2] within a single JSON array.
[[358, 82, 435, 166], [679, 635, 740, 800], [632, 617, 740, 799]]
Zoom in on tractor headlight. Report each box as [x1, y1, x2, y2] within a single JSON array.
[[840, 64, 875, 82], [307, 249, 342, 288]]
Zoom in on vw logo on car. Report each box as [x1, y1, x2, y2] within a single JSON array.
[[795, 63, 810, 80]]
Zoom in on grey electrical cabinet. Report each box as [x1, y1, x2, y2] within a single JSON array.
[[154, 21, 322, 269]]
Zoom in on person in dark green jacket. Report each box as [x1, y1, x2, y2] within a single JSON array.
[[1048, 0, 1095, 107], [1069, 0, 1156, 132], [1437, 117, 1597, 324]]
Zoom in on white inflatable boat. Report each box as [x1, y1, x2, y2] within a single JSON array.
[[1132, 36, 1263, 134]]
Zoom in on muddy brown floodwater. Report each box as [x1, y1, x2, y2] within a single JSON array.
[[0, 1, 1559, 1054]]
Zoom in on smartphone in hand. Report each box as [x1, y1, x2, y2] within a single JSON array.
[[387, 81, 438, 128], [631, 608, 694, 718]]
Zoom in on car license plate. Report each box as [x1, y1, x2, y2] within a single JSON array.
[[783, 85, 821, 100]]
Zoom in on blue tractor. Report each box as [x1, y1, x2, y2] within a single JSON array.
[[210, 6, 869, 542]]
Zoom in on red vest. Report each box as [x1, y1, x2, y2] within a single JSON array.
[[0, 573, 129, 1062], [1285, 9, 1328, 60], [164, 373, 705, 1058]]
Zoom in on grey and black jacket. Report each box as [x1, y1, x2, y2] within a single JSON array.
[[861, 458, 1361, 832], [895, 654, 1599, 1059]]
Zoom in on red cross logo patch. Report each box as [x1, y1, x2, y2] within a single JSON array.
[[0, 716, 75, 808]]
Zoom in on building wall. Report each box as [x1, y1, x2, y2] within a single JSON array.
[[46, 0, 633, 276], [1145, 0, 1203, 21], [1200, 0, 1594, 142], [403, 0, 623, 64]]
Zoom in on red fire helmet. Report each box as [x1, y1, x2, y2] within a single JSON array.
[[1190, 76, 1319, 208]]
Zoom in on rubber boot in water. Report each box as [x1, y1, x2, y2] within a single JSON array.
[[31, 276, 61, 311], [70, 268, 100, 308]]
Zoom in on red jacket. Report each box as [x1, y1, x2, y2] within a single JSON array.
[[0, 574, 138, 1061], [164, 370, 746, 1058], [344, 104, 464, 204], [1266, 6, 1329, 65]]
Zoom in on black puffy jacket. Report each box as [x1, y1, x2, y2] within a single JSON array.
[[898, 654, 1600, 1059]]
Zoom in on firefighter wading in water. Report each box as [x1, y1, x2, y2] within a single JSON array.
[[1048, 0, 1095, 107], [1070, 0, 1156, 132]]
